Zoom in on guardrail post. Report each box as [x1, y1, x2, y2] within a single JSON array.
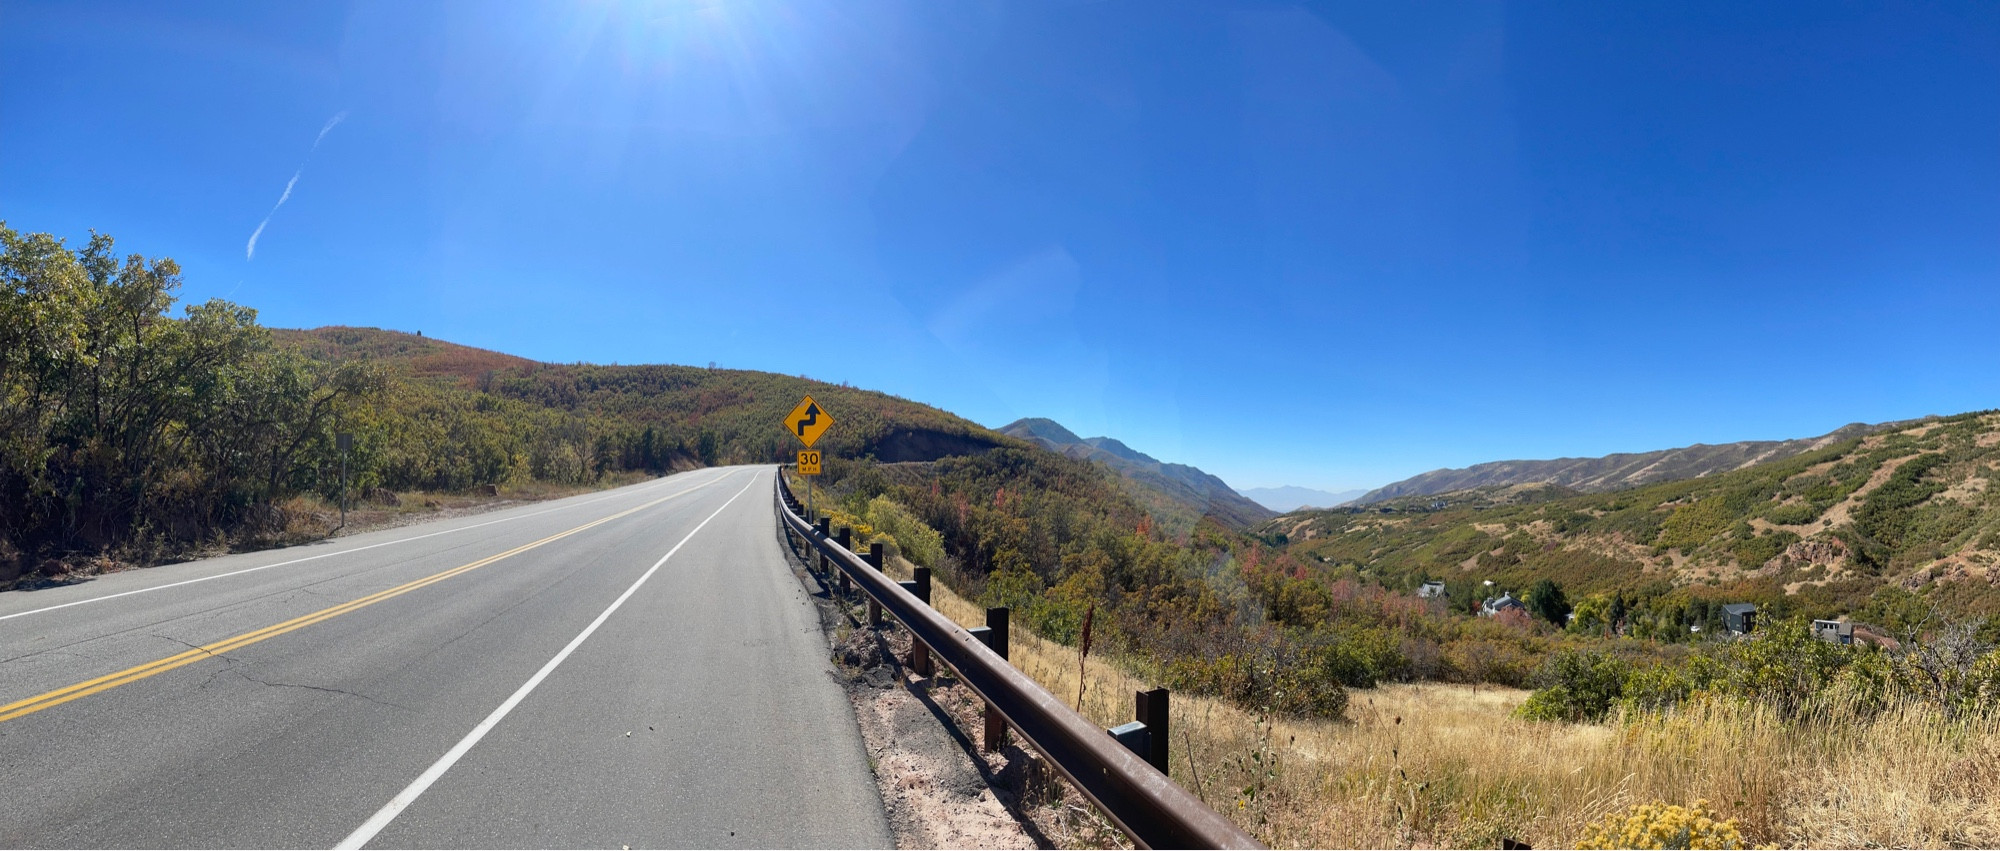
[[832, 527, 851, 582], [1108, 689, 1172, 773], [904, 567, 933, 678], [1137, 688, 1169, 773], [980, 607, 1010, 752], [864, 543, 885, 627]]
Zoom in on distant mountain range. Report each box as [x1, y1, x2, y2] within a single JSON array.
[[1237, 486, 1369, 513], [997, 418, 1276, 529], [1354, 421, 1902, 505]]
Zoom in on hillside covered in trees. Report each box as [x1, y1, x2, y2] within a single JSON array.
[[1265, 412, 2000, 637], [270, 325, 1011, 487]]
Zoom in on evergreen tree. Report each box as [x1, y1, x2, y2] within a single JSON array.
[[1528, 578, 1572, 627]]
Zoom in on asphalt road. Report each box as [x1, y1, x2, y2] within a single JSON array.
[[0, 466, 891, 849]]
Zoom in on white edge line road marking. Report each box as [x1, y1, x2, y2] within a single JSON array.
[[0, 470, 732, 624], [334, 470, 760, 850]]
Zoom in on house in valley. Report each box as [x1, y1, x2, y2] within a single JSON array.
[[1481, 593, 1526, 617], [1722, 603, 1759, 635], [1813, 618, 1855, 645]]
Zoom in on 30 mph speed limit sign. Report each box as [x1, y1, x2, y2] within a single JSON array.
[[797, 450, 823, 475]]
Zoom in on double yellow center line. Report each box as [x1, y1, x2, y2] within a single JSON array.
[[0, 475, 728, 724]]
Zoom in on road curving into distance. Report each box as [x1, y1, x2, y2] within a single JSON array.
[[0, 466, 889, 849]]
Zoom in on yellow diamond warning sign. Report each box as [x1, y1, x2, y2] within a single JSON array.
[[784, 395, 833, 448]]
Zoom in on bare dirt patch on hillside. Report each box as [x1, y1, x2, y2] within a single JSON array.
[[1570, 531, 1661, 569], [1935, 475, 1990, 505], [1902, 421, 1945, 439]]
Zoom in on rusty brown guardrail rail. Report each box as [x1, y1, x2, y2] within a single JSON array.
[[774, 470, 1262, 850]]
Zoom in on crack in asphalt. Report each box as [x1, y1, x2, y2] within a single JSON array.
[[0, 647, 104, 667], [146, 634, 411, 710], [147, 634, 249, 691], [153, 633, 239, 663], [229, 670, 415, 712], [280, 587, 337, 604]]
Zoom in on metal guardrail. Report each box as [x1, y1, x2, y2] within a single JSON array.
[[774, 472, 1262, 850]]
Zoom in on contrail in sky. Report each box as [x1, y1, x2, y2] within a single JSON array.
[[312, 111, 348, 149], [246, 111, 348, 260]]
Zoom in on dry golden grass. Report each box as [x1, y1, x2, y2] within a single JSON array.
[[890, 556, 2000, 849]]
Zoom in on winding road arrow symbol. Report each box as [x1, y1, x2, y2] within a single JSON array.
[[784, 395, 833, 448]]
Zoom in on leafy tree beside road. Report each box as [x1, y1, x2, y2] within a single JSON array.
[[1, 224, 381, 576]]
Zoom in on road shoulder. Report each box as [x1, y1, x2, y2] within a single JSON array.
[[774, 524, 1045, 850]]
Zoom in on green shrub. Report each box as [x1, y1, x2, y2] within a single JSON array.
[[1827, 646, 1898, 717], [1568, 594, 1612, 634], [1517, 650, 1630, 723], [1312, 626, 1405, 688], [1620, 654, 1727, 713], [1594, 504, 1666, 543], [1762, 501, 1819, 526], [1656, 497, 1733, 550], [982, 566, 1103, 645], [1729, 530, 1797, 568], [1727, 617, 1846, 717], [863, 495, 945, 568], [1164, 639, 1351, 718]]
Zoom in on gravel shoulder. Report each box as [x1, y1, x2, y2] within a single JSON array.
[[774, 523, 1134, 849]]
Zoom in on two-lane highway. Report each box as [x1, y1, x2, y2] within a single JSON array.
[[0, 466, 890, 848]]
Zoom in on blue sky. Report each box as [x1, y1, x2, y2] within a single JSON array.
[[5, 1, 1997, 492]]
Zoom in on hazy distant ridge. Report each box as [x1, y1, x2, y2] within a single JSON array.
[[1238, 486, 1368, 513], [1357, 422, 1893, 504]]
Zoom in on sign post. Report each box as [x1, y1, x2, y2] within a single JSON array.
[[783, 395, 834, 525]]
